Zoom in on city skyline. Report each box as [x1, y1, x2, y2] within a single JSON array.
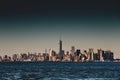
[[0, 0, 120, 58], [0, 39, 114, 62], [0, 38, 118, 59]]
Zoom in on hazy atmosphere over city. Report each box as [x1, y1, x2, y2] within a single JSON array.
[[0, 0, 120, 58]]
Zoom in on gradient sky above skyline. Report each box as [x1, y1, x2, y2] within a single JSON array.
[[0, 0, 120, 58]]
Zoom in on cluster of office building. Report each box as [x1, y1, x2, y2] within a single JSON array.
[[0, 48, 114, 62], [0, 39, 114, 62]]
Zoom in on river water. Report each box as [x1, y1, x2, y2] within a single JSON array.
[[0, 62, 120, 80]]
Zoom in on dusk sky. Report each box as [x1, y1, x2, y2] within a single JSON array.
[[0, 0, 120, 58]]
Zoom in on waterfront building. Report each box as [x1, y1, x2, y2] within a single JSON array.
[[88, 48, 94, 61], [97, 49, 104, 61], [70, 46, 75, 56], [39, 55, 45, 61], [3, 55, 8, 61], [43, 53, 49, 61], [49, 49, 52, 61], [96, 49, 100, 61], [93, 53, 99, 61], [75, 49, 81, 56], [82, 50, 88, 61], [74, 56, 80, 62], [51, 56, 57, 62], [70, 54, 74, 62], [63, 51, 71, 61], [100, 49, 104, 61], [0, 56, 2, 61], [65, 51, 69, 55], [12, 54, 20, 61], [74, 49, 81, 62], [103, 50, 114, 61], [49, 49, 57, 61], [2, 55, 12, 62]]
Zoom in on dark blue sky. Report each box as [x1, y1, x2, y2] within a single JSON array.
[[0, 0, 120, 58]]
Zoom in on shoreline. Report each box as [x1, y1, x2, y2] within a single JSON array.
[[0, 61, 119, 63]]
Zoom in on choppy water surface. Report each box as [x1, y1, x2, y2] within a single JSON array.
[[0, 62, 120, 80]]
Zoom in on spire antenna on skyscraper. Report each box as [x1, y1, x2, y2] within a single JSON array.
[[59, 34, 61, 41]]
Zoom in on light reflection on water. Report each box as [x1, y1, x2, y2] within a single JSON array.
[[0, 62, 120, 80]]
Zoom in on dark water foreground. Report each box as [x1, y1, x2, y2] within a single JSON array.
[[0, 62, 120, 80]]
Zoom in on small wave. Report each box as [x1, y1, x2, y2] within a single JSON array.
[[42, 78, 119, 80]]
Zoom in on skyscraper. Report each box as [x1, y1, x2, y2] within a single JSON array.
[[99, 49, 104, 62], [59, 38, 63, 61], [71, 46, 75, 56], [97, 49, 104, 61], [103, 50, 114, 61], [88, 48, 94, 61]]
